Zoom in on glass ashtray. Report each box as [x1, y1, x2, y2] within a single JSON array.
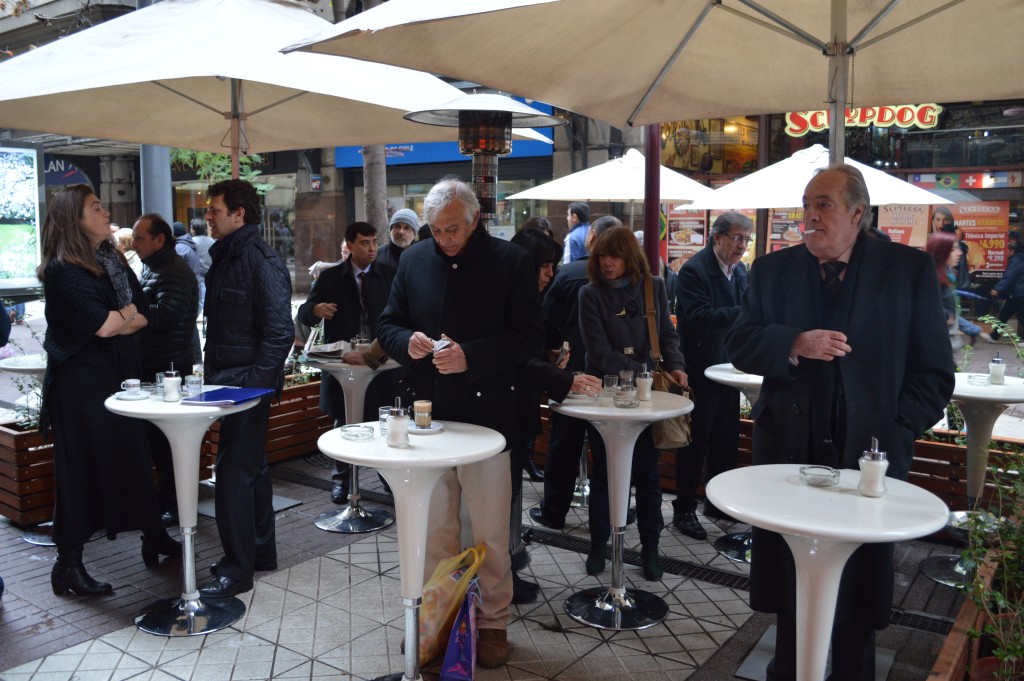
[[339, 425, 374, 441], [966, 374, 990, 385], [799, 465, 840, 488]]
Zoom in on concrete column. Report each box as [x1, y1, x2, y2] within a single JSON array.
[[100, 155, 138, 228], [140, 145, 172, 219]]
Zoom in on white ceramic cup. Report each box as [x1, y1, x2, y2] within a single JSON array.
[[120, 378, 141, 395]]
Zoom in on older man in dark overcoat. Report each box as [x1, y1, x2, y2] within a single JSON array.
[[725, 164, 954, 681], [376, 178, 542, 669]]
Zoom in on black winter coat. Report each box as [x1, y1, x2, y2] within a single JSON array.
[[376, 226, 543, 446], [542, 257, 589, 373], [296, 258, 396, 421], [138, 245, 199, 377], [675, 245, 748, 373], [204, 224, 293, 391]]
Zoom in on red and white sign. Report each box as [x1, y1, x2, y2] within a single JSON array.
[[785, 104, 943, 137]]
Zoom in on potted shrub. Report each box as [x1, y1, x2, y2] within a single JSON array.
[[962, 448, 1024, 680]]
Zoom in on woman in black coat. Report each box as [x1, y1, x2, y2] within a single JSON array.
[[38, 185, 179, 597], [578, 227, 688, 580], [510, 228, 601, 601]]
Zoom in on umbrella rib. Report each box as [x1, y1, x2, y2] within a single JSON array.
[[733, 0, 824, 51], [854, 0, 966, 51], [627, 0, 715, 127], [151, 81, 224, 116], [246, 90, 309, 117], [847, 0, 900, 50]]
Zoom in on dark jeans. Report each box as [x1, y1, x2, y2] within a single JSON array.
[[539, 411, 590, 522], [588, 426, 663, 548], [213, 396, 276, 581], [143, 422, 177, 516], [991, 297, 1024, 339], [673, 373, 741, 512]]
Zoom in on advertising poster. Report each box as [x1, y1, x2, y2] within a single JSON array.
[[948, 201, 1010, 278], [769, 208, 805, 251], [665, 208, 706, 273], [0, 145, 42, 279], [878, 204, 930, 248]]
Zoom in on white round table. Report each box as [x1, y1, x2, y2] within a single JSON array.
[[550, 391, 693, 630], [707, 464, 948, 681], [0, 352, 47, 379], [310, 359, 401, 533], [0, 353, 58, 545], [318, 421, 505, 681], [105, 386, 263, 636], [704, 363, 764, 564], [920, 372, 1024, 586]]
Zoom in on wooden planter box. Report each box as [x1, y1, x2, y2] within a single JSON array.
[[201, 380, 333, 465], [0, 422, 56, 526], [0, 381, 330, 527]]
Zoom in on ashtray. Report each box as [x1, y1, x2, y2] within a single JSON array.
[[339, 425, 374, 441], [799, 465, 840, 488], [966, 374, 991, 385]]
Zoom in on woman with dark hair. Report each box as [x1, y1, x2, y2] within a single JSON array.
[[578, 226, 687, 580], [520, 216, 554, 239], [38, 185, 179, 597], [926, 231, 976, 347], [509, 228, 601, 601]]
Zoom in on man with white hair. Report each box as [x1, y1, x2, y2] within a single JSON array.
[[376, 177, 542, 668]]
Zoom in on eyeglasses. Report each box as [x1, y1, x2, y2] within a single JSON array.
[[723, 234, 753, 245]]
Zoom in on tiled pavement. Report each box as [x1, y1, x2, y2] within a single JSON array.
[[1, 456, 966, 681]]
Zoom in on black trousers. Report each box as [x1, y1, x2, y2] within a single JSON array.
[[992, 297, 1024, 338], [673, 372, 741, 512], [143, 421, 177, 515], [588, 426, 663, 548], [213, 396, 276, 581], [767, 613, 875, 681], [539, 411, 589, 522]]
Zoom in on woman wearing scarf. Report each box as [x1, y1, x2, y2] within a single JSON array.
[[38, 185, 179, 597], [578, 226, 688, 580]]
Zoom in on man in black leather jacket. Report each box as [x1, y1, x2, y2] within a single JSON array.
[[198, 180, 293, 598], [132, 213, 200, 522]]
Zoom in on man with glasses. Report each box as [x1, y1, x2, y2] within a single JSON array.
[[671, 212, 752, 539], [198, 179, 293, 598]]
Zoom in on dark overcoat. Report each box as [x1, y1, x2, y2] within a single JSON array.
[[675, 244, 748, 373], [725, 231, 955, 626], [376, 226, 542, 446], [296, 258, 395, 421]]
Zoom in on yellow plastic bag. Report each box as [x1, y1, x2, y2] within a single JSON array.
[[419, 544, 486, 666]]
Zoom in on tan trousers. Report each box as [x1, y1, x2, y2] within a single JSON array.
[[424, 450, 512, 631]]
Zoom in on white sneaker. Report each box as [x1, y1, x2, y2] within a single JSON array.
[[980, 332, 999, 343]]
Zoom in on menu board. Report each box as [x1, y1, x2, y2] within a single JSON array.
[[769, 209, 805, 251], [665, 208, 706, 272], [950, 202, 1010, 278], [878, 205, 930, 247]]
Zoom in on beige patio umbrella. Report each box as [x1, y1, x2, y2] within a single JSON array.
[[0, 0, 547, 178], [291, 0, 1024, 160]]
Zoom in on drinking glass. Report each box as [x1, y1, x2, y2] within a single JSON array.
[[378, 406, 391, 436]]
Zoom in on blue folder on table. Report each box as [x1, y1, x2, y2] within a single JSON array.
[[180, 386, 274, 406]]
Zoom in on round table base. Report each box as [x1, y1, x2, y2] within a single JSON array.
[[565, 587, 668, 630], [135, 594, 245, 636], [23, 522, 105, 547], [714, 532, 752, 564], [371, 674, 418, 681], [920, 554, 974, 588], [315, 505, 395, 533]]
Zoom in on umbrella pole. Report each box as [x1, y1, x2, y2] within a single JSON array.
[[643, 125, 661, 271], [230, 78, 242, 179], [827, 0, 850, 162]]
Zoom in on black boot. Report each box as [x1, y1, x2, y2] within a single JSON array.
[[524, 451, 544, 482], [51, 546, 113, 597], [141, 529, 182, 567], [511, 570, 540, 604]]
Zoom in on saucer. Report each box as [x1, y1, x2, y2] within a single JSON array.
[[564, 392, 597, 401], [115, 390, 151, 401], [409, 421, 444, 434]]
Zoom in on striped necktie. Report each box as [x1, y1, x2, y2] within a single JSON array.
[[358, 270, 369, 316], [821, 260, 846, 297]]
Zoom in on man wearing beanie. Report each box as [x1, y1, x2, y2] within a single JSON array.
[[376, 208, 419, 271]]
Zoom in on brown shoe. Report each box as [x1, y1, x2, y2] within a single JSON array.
[[477, 628, 508, 668]]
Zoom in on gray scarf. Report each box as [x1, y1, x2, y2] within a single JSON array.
[[95, 240, 133, 308]]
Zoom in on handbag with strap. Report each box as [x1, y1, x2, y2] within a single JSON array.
[[643, 275, 693, 449]]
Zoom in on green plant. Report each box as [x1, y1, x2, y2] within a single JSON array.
[[963, 450, 1024, 679], [170, 149, 275, 194], [980, 315, 1024, 363]]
